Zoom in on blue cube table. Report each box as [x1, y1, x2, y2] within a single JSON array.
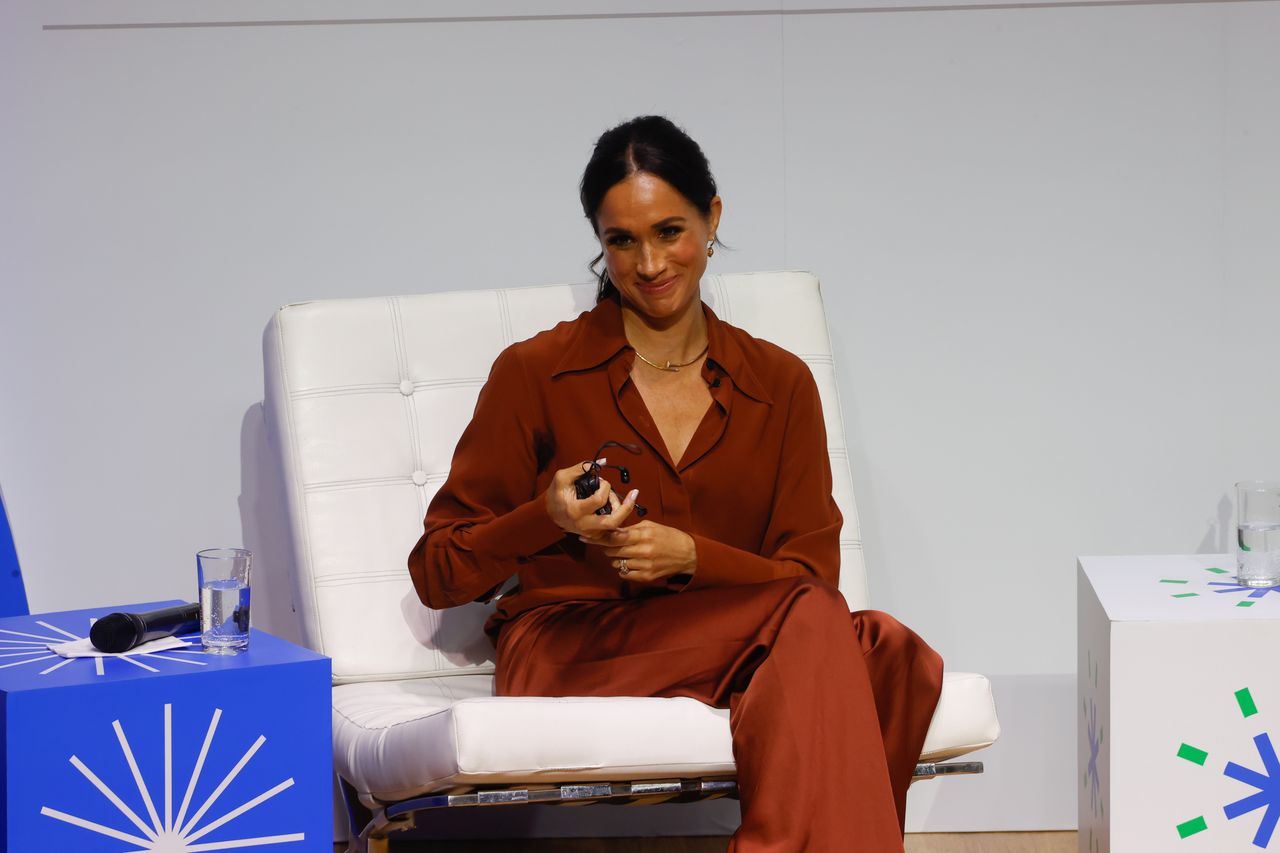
[[0, 601, 331, 852]]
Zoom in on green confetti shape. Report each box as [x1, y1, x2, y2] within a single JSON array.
[[1177, 816, 1208, 839], [1238, 600, 1256, 608], [1177, 743, 1208, 765], [1237, 688, 1259, 718], [1206, 567, 1230, 574], [1172, 592, 1199, 598], [1160, 579, 1190, 584]]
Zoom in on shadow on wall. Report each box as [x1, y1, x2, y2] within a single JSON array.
[[238, 403, 305, 647], [1195, 493, 1234, 555]]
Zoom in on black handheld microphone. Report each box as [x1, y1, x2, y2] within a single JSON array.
[[89, 603, 201, 653]]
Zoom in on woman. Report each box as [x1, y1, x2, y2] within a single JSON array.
[[408, 115, 942, 852]]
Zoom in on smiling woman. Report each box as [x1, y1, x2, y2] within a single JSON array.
[[597, 172, 720, 332], [408, 115, 944, 853]]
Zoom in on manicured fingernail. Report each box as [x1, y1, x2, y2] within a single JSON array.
[[595, 457, 607, 465], [626, 489, 639, 502]]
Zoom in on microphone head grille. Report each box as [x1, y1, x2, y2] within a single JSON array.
[[89, 613, 140, 653]]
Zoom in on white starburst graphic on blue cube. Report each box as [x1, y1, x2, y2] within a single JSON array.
[[0, 616, 208, 678], [40, 703, 304, 851]]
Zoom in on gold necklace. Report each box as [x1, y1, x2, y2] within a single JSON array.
[[632, 341, 710, 372]]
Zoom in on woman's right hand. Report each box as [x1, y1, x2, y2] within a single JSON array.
[[545, 459, 639, 537]]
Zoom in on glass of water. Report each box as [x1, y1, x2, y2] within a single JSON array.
[[196, 548, 252, 653], [1236, 482, 1280, 588]]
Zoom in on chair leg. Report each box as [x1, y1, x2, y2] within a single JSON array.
[[344, 833, 390, 853]]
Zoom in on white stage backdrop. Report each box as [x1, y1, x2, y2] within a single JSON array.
[[3, 0, 1280, 835]]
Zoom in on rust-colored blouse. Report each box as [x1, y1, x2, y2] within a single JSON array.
[[408, 296, 842, 638]]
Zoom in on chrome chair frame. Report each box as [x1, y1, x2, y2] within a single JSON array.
[[341, 761, 984, 852]]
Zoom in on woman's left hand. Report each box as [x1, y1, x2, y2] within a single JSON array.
[[580, 521, 698, 583]]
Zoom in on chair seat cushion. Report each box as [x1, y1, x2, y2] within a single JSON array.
[[333, 671, 999, 803]]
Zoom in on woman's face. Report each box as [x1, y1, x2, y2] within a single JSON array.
[[595, 172, 722, 327]]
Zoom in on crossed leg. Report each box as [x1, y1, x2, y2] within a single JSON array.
[[495, 575, 943, 853]]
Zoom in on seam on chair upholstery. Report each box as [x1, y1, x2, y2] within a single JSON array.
[[797, 354, 834, 365], [333, 700, 453, 733], [392, 296, 428, 527], [274, 311, 328, 659], [315, 569, 411, 582], [291, 382, 400, 399], [401, 376, 486, 389], [315, 574, 413, 588], [450, 760, 736, 778], [450, 706, 465, 774], [304, 471, 445, 491], [437, 679, 459, 702], [291, 377, 487, 399], [410, 376, 488, 390], [388, 297, 409, 380], [712, 275, 732, 325], [303, 474, 430, 493], [497, 289, 514, 347], [803, 273, 869, 606], [333, 666, 497, 686], [316, 571, 412, 584], [388, 298, 419, 473], [389, 296, 439, 669], [454, 761, 736, 771], [401, 377, 488, 391]]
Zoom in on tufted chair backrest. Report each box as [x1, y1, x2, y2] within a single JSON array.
[[263, 271, 867, 684]]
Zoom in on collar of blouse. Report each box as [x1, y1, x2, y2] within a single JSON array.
[[549, 296, 773, 405]]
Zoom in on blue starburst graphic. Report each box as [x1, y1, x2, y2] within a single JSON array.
[[1085, 698, 1101, 816], [1211, 581, 1280, 601], [1224, 732, 1280, 848]]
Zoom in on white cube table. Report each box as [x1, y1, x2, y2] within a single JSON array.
[[1079, 555, 1280, 853]]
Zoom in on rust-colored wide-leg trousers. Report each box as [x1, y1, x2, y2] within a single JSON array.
[[495, 576, 944, 853]]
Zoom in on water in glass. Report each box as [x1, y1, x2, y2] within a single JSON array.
[[201, 578, 250, 652], [1238, 521, 1280, 588]]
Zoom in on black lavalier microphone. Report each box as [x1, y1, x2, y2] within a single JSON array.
[[89, 603, 201, 653]]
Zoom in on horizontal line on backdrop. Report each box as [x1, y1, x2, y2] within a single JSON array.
[[42, 0, 1280, 31]]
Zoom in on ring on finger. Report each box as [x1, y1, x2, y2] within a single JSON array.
[[618, 558, 630, 576]]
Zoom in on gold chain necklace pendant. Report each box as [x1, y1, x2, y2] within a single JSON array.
[[633, 342, 710, 372]]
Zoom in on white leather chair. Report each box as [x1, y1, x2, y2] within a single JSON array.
[[262, 271, 1001, 851]]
